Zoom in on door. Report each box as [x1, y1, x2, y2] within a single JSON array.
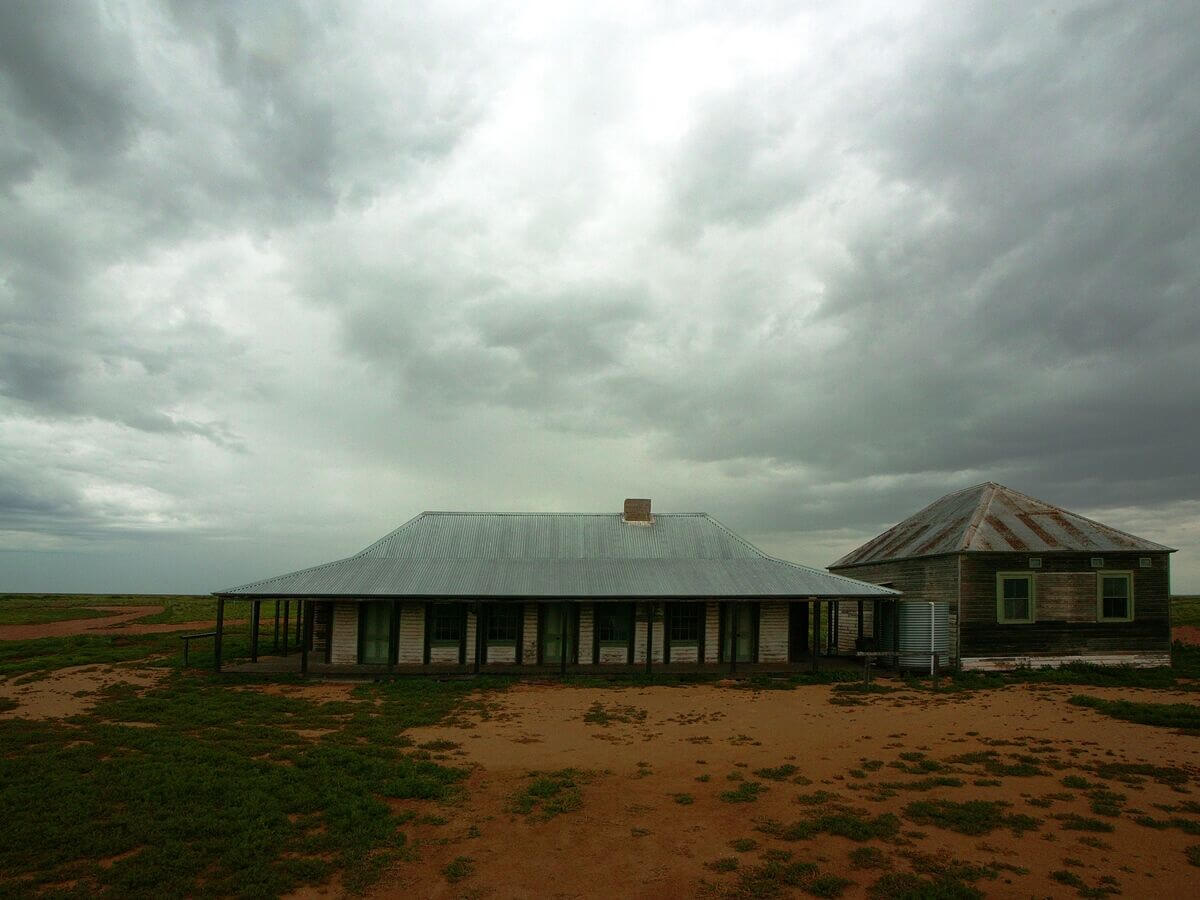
[[788, 602, 809, 662], [540, 604, 577, 664], [359, 602, 391, 664], [720, 602, 756, 663]]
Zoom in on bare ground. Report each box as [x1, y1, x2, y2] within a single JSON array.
[[0, 605, 243, 640], [364, 681, 1200, 899], [1173, 625, 1200, 646], [0, 664, 167, 718]]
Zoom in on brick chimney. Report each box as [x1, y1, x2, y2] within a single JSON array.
[[623, 498, 653, 524]]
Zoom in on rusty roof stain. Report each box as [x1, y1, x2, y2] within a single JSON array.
[[831, 482, 1174, 568]]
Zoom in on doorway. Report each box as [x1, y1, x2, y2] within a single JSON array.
[[788, 602, 810, 662], [358, 601, 391, 664], [719, 602, 757, 663], [539, 604, 578, 664]]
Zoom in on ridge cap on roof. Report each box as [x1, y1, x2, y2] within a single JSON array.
[[962, 482, 1000, 550]]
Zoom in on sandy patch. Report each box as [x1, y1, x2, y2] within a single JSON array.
[[0, 664, 166, 719], [374, 681, 1200, 899]]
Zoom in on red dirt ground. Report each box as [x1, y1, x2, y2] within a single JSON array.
[[357, 681, 1200, 899], [1172, 625, 1200, 646]]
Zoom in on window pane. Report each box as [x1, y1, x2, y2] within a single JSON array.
[[597, 605, 630, 642], [1004, 596, 1029, 621], [669, 602, 702, 642], [432, 604, 461, 642], [1103, 595, 1128, 619], [1102, 577, 1128, 599], [1003, 578, 1029, 601], [486, 605, 520, 642]]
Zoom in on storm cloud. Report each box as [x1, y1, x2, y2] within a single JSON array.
[[2, 1, 1198, 592]]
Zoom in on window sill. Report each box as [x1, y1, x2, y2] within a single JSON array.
[[429, 640, 462, 647], [598, 640, 630, 647]]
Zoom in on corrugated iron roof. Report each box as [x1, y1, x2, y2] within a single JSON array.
[[218, 512, 899, 599], [831, 482, 1175, 568]]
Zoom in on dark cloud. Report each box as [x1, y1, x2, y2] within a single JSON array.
[[1, 1, 1198, 591]]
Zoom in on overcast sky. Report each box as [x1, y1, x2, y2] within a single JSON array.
[[2, 1, 1198, 595]]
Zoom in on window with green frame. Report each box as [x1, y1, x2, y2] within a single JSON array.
[[1098, 572, 1133, 621], [996, 573, 1035, 623]]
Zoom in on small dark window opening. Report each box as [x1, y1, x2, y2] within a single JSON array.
[[486, 605, 521, 642], [431, 604, 462, 643], [596, 604, 632, 643], [668, 602, 703, 643]]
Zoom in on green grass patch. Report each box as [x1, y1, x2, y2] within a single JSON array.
[[719, 781, 766, 803], [878, 776, 964, 792], [1186, 845, 1200, 867], [753, 764, 799, 781], [758, 808, 900, 842], [707, 856, 739, 873], [1092, 761, 1190, 786], [720, 857, 852, 899], [1173, 596, 1200, 628], [903, 799, 1039, 836], [0, 672, 491, 898], [582, 700, 647, 726], [848, 846, 888, 870], [442, 856, 474, 883], [868, 871, 983, 900], [729, 838, 758, 853], [509, 769, 592, 820], [1070, 694, 1200, 733], [1054, 813, 1115, 833], [1051, 868, 1119, 898], [672, 793, 695, 805]]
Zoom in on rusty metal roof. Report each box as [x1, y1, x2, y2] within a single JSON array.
[[218, 512, 900, 599], [830, 482, 1174, 568]]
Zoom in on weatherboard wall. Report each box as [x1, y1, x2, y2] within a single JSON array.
[[331, 602, 358, 665], [958, 552, 1171, 663]]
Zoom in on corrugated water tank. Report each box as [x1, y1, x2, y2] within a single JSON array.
[[878, 601, 950, 672]]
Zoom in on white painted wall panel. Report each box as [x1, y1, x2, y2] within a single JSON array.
[[398, 602, 424, 664], [522, 603, 539, 665], [578, 603, 594, 664], [429, 644, 460, 665], [758, 601, 788, 662], [669, 644, 698, 664], [330, 602, 359, 665], [704, 601, 720, 663], [486, 644, 516, 664]]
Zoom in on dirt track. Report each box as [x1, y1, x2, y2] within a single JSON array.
[[0, 606, 239, 641]]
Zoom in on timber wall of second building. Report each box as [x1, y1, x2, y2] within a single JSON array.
[[959, 552, 1171, 658]]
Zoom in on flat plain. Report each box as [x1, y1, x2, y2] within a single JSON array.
[[2, 594, 1199, 899]]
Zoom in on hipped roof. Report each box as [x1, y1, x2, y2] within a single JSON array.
[[218, 512, 899, 599], [831, 482, 1174, 568]]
